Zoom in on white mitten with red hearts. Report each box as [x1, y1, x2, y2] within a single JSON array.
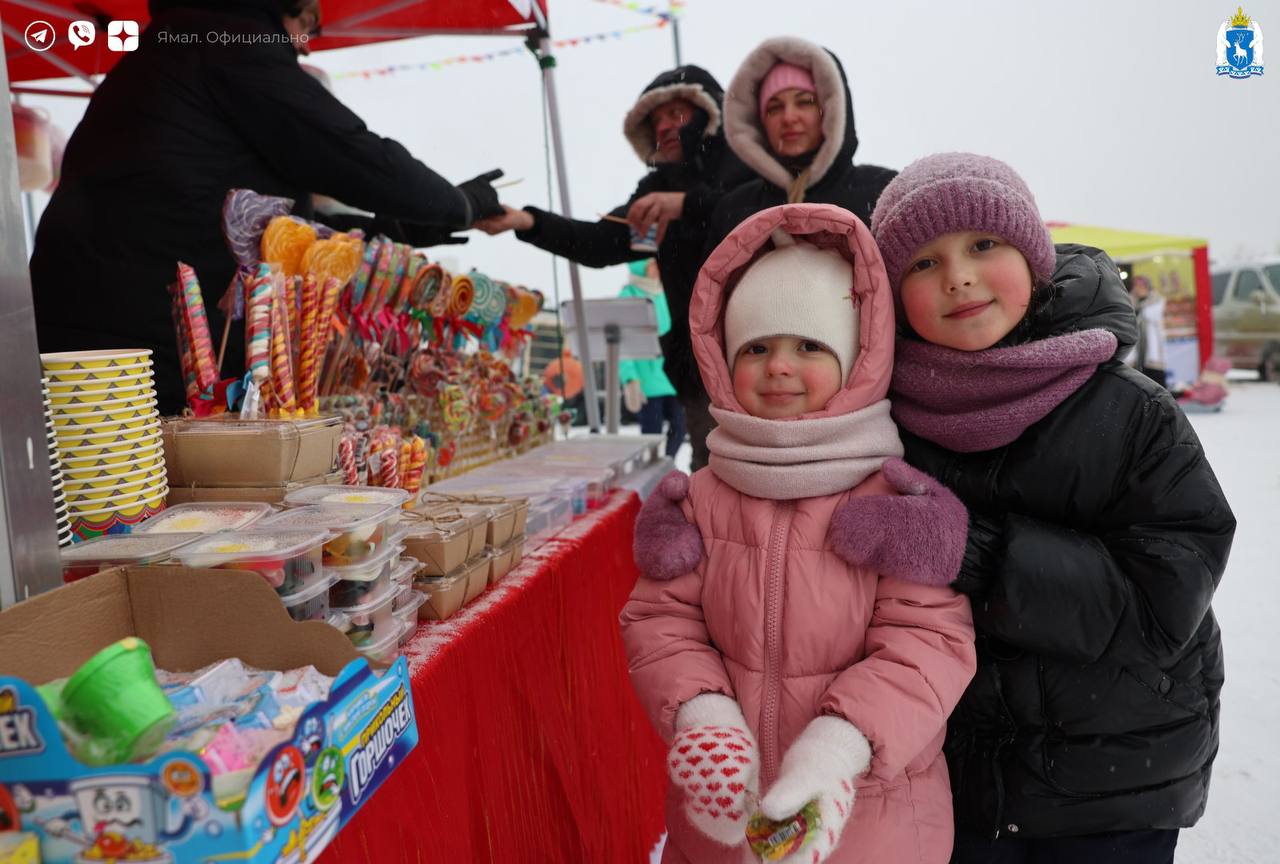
[[757, 715, 872, 864], [668, 693, 760, 846]]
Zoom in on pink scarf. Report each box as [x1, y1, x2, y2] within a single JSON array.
[[706, 399, 904, 500], [891, 329, 1118, 453]]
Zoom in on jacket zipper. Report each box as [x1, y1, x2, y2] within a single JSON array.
[[760, 502, 794, 786]]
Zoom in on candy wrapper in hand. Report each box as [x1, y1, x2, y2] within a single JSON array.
[[747, 801, 822, 862]]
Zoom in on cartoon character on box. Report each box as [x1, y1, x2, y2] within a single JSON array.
[[41, 773, 196, 863]]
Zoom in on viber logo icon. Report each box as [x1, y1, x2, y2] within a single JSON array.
[[107, 20, 139, 52]]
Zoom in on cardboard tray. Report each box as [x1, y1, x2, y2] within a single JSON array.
[[0, 566, 417, 864], [163, 416, 342, 487]]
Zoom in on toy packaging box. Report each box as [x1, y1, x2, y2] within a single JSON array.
[[0, 567, 418, 864]]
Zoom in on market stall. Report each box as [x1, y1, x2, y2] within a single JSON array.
[[1048, 223, 1214, 388]]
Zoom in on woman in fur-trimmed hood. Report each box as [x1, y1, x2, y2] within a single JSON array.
[[701, 37, 898, 256]]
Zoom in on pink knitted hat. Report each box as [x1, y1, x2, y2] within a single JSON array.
[[870, 152, 1056, 292], [758, 62, 816, 117]]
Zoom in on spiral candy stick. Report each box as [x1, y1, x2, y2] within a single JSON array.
[[269, 279, 298, 416], [297, 274, 321, 415]]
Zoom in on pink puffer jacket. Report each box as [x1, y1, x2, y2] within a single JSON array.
[[621, 204, 976, 864]]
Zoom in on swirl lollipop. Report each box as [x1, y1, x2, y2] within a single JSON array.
[[223, 189, 293, 268], [464, 271, 508, 328], [447, 275, 474, 319], [261, 216, 316, 280]]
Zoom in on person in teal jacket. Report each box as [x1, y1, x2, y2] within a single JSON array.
[[620, 259, 687, 458]]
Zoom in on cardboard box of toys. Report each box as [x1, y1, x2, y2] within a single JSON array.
[[0, 567, 417, 864]]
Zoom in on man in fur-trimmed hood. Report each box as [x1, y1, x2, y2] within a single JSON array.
[[478, 66, 751, 466]]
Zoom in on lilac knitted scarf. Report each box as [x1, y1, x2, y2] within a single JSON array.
[[891, 329, 1118, 453]]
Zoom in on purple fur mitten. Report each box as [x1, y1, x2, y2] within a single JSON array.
[[827, 458, 967, 586], [633, 471, 705, 581]]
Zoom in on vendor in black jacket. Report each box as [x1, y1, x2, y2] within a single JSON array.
[[476, 65, 751, 469], [871, 153, 1235, 864], [30, 0, 503, 414]]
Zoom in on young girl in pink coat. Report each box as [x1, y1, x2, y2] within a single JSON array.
[[621, 203, 977, 864]]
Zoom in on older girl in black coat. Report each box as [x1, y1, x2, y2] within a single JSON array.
[[871, 153, 1235, 864]]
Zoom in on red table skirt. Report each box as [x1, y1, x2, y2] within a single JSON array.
[[318, 492, 667, 863]]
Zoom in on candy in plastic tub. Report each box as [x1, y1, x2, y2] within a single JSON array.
[[391, 557, 417, 591], [328, 541, 404, 608], [58, 637, 176, 766], [261, 503, 402, 566], [173, 529, 328, 595], [283, 483, 410, 509], [60, 532, 203, 583], [357, 619, 410, 665], [280, 573, 337, 623], [392, 584, 426, 624], [135, 502, 271, 534], [331, 581, 400, 647]]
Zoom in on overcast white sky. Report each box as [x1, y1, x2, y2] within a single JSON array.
[[20, 0, 1280, 305]]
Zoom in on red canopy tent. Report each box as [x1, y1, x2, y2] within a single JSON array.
[[2, 0, 548, 84]]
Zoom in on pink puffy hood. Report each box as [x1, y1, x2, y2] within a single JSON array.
[[690, 203, 896, 421]]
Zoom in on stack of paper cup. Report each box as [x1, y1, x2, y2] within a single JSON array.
[[40, 378, 72, 547], [42, 350, 167, 541]]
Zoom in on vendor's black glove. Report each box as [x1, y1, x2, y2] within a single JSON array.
[[399, 222, 470, 247], [458, 169, 505, 221], [953, 511, 1004, 596]]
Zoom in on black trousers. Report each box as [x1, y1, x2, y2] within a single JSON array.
[[677, 390, 715, 472], [952, 829, 1179, 864]]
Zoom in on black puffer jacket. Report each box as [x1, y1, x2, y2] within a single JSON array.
[[899, 246, 1235, 838], [32, 2, 475, 413], [702, 37, 896, 253], [514, 65, 751, 399]]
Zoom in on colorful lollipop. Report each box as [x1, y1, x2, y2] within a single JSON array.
[[222, 189, 293, 267], [261, 216, 317, 280]]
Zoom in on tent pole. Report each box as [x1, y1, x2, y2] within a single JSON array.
[[536, 35, 601, 433], [0, 39, 64, 607]]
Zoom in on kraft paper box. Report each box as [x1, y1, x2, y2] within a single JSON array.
[[0, 567, 417, 864], [163, 416, 342, 487], [166, 471, 343, 506]]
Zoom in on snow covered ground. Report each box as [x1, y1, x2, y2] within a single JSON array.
[[648, 377, 1280, 863], [1176, 378, 1279, 863]]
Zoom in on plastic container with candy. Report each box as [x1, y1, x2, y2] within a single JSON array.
[[260, 503, 402, 566], [60, 532, 203, 583], [392, 584, 426, 626], [330, 578, 401, 648], [284, 484, 411, 509], [279, 572, 338, 623], [172, 529, 329, 596], [391, 556, 417, 592], [327, 540, 405, 609], [134, 502, 271, 534], [358, 619, 411, 665]]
